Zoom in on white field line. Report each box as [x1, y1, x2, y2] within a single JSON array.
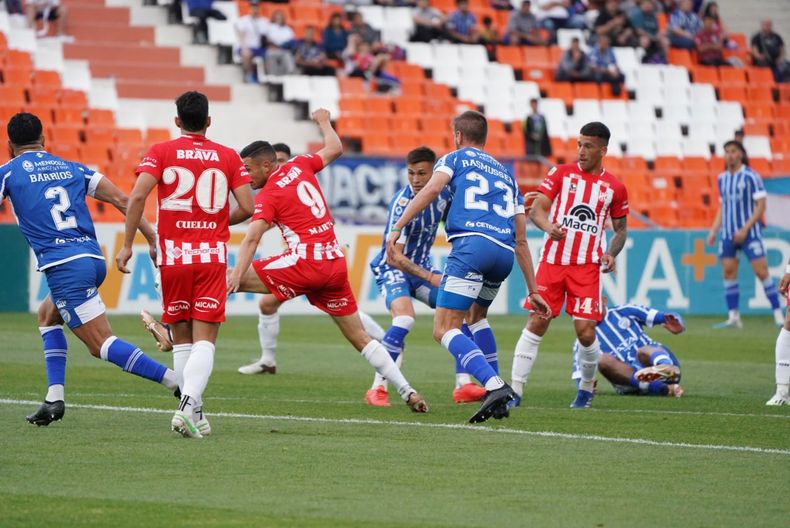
[[3, 398, 789, 456]]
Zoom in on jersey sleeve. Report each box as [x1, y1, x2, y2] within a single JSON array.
[[616, 304, 659, 327], [610, 179, 629, 218], [537, 165, 563, 201], [0, 166, 11, 202], [749, 171, 767, 200], [433, 152, 455, 178], [515, 180, 525, 215], [252, 188, 277, 225], [76, 163, 103, 197], [136, 144, 163, 180], [297, 153, 324, 173]]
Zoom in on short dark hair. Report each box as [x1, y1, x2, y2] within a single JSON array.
[[240, 140, 276, 161], [7, 113, 43, 146], [453, 111, 487, 146], [175, 91, 209, 132], [406, 146, 436, 165], [272, 142, 291, 157], [579, 121, 611, 145], [723, 139, 748, 165]]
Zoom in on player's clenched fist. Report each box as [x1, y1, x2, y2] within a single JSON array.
[[548, 223, 566, 241], [311, 108, 331, 124]]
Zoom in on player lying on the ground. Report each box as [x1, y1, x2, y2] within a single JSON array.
[[368, 146, 488, 407], [1, 112, 180, 427], [766, 261, 790, 406], [226, 109, 427, 412], [571, 303, 685, 397]]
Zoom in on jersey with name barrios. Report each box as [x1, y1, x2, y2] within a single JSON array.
[[370, 185, 451, 277], [136, 134, 250, 267], [253, 154, 343, 260], [0, 151, 103, 271], [716, 165, 766, 240], [434, 147, 524, 252], [537, 163, 628, 265]]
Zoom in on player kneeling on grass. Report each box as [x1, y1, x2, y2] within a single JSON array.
[[368, 146, 487, 407], [226, 109, 428, 413], [571, 303, 685, 397]]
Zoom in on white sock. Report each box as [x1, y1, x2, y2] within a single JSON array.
[[258, 312, 279, 366], [371, 354, 401, 390], [484, 375, 505, 391], [181, 340, 215, 403], [172, 343, 192, 389], [776, 328, 790, 393], [361, 340, 413, 401], [578, 338, 601, 392], [455, 373, 472, 388], [774, 309, 784, 325], [160, 369, 179, 391], [728, 309, 740, 321], [46, 384, 64, 402], [511, 329, 542, 396], [359, 311, 386, 341]]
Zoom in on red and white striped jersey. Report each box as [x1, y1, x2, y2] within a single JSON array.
[[537, 163, 628, 265], [252, 154, 344, 261], [136, 134, 251, 267]]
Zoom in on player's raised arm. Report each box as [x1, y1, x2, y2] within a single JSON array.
[[227, 218, 271, 294], [116, 172, 158, 274], [312, 108, 343, 167]]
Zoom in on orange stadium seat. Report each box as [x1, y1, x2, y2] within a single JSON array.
[[23, 104, 56, 128], [573, 83, 600, 99], [2, 68, 33, 87], [361, 134, 391, 155], [32, 70, 62, 89], [60, 89, 88, 109], [424, 83, 453, 100], [718, 67, 746, 86], [747, 67, 776, 87], [545, 82, 574, 107], [780, 85, 790, 104], [682, 157, 710, 175], [772, 158, 790, 176], [743, 121, 770, 136], [27, 86, 60, 106], [338, 97, 365, 115], [363, 98, 393, 115], [146, 128, 172, 144], [0, 85, 27, 107], [84, 126, 115, 146], [338, 77, 366, 96], [747, 86, 774, 103], [49, 125, 83, 145], [748, 158, 772, 175], [54, 106, 84, 126], [718, 86, 747, 103], [523, 46, 552, 69], [668, 48, 693, 69], [398, 80, 425, 97], [394, 97, 425, 116], [86, 109, 116, 126], [4, 50, 34, 71], [79, 144, 112, 165], [390, 116, 420, 133], [654, 156, 683, 176], [745, 102, 775, 120], [690, 66, 719, 84], [336, 115, 364, 136], [115, 128, 144, 147], [496, 46, 524, 73]]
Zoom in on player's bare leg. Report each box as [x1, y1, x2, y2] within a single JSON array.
[[510, 312, 551, 406], [714, 257, 743, 329], [333, 312, 427, 412], [238, 294, 282, 375]]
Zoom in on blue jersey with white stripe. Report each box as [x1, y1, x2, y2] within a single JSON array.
[[434, 147, 524, 252], [370, 185, 451, 276], [0, 151, 104, 271], [573, 304, 661, 366], [716, 165, 766, 240]]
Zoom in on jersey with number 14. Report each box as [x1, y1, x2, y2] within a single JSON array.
[[434, 147, 524, 252], [136, 134, 250, 267], [252, 154, 343, 260], [538, 163, 628, 266]]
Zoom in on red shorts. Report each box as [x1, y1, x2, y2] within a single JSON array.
[[160, 263, 227, 324], [524, 262, 603, 321], [253, 253, 358, 317]]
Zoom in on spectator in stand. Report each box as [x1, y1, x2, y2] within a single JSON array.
[[594, 0, 638, 48], [25, 0, 72, 41], [412, 0, 447, 43], [479, 15, 499, 61], [491, 0, 514, 10], [235, 0, 269, 83], [555, 37, 592, 82], [506, 1, 548, 46], [349, 11, 381, 47], [701, 2, 730, 44], [523, 98, 552, 158], [667, 0, 701, 49], [322, 12, 348, 61], [751, 20, 789, 83], [344, 34, 400, 93], [695, 15, 729, 66], [295, 26, 336, 76], [532, 0, 586, 35], [264, 9, 295, 76], [185, 0, 227, 45], [588, 34, 625, 95], [446, 0, 480, 44], [630, 0, 668, 64]]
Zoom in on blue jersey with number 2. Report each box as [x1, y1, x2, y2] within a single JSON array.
[[0, 151, 104, 270], [434, 147, 524, 252]]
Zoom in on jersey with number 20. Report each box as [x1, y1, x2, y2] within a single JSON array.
[[434, 147, 524, 251]]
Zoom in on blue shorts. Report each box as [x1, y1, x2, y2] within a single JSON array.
[[374, 266, 439, 311], [437, 235, 514, 311], [44, 257, 107, 329], [718, 236, 766, 261]]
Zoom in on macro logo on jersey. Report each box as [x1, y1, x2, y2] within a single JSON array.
[[562, 204, 599, 234], [194, 296, 220, 312]]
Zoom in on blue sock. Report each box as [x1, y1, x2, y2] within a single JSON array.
[[471, 320, 498, 375], [724, 280, 739, 311], [762, 278, 781, 310], [100, 336, 167, 383], [461, 323, 473, 339], [382, 315, 413, 363], [41, 326, 67, 391], [647, 381, 669, 395], [649, 351, 673, 366], [442, 331, 497, 386]]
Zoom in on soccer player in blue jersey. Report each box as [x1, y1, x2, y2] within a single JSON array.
[[571, 303, 685, 397], [368, 146, 486, 406], [1, 113, 180, 426], [386, 111, 549, 423], [707, 140, 783, 328]]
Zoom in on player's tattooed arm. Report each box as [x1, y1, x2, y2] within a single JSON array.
[[602, 216, 627, 273], [387, 242, 436, 283], [386, 171, 450, 258]]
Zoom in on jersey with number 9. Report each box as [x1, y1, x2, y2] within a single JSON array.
[[434, 147, 524, 252], [136, 134, 250, 266], [252, 154, 344, 261], [1, 151, 104, 271]]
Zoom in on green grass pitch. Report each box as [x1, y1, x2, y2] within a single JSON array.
[[1, 312, 788, 527]]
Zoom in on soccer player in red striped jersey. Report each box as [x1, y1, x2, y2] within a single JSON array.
[[226, 109, 428, 413], [117, 91, 255, 438], [511, 121, 629, 409]]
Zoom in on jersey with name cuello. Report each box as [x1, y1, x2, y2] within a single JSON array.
[[537, 163, 628, 265], [1, 151, 103, 270], [136, 134, 250, 266]]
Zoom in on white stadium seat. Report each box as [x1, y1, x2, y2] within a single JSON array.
[[690, 83, 717, 106], [433, 63, 461, 87], [62, 60, 92, 92], [282, 75, 312, 102], [557, 29, 588, 51], [655, 120, 683, 142], [486, 63, 515, 87], [385, 7, 414, 30], [663, 66, 690, 87], [662, 104, 691, 125], [688, 122, 716, 142], [743, 136, 773, 159], [682, 137, 714, 158], [311, 76, 340, 101], [7, 27, 36, 53], [690, 104, 717, 125], [572, 99, 602, 121], [358, 6, 385, 30], [207, 19, 237, 47], [601, 100, 628, 121], [717, 101, 745, 127], [457, 83, 487, 105], [404, 42, 433, 69], [538, 98, 569, 139], [627, 101, 657, 122], [513, 81, 541, 102], [627, 137, 657, 160], [459, 44, 489, 66], [484, 99, 517, 121], [433, 42, 461, 66]]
